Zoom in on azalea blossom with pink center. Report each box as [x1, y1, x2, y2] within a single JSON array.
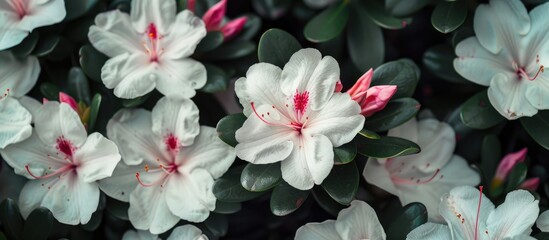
[[197, 0, 247, 40], [88, 0, 207, 99], [0, 102, 121, 225], [99, 97, 236, 234], [234, 48, 365, 190], [0, 0, 66, 50]]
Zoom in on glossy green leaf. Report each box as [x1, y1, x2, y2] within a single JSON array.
[[213, 174, 264, 203], [423, 44, 468, 84], [216, 113, 246, 147], [481, 134, 501, 187], [321, 162, 359, 205], [33, 35, 60, 57], [363, 98, 421, 132], [65, 0, 98, 21], [334, 142, 357, 165], [201, 64, 228, 93], [460, 90, 505, 129], [386, 0, 431, 17], [67, 67, 91, 104], [270, 182, 310, 216], [121, 93, 151, 108], [431, 0, 467, 34], [79, 45, 108, 82], [386, 203, 428, 240], [88, 93, 102, 132], [251, 0, 292, 20], [506, 163, 528, 192], [196, 31, 224, 53], [66, 18, 96, 43], [213, 201, 242, 214], [241, 163, 282, 192], [105, 198, 129, 221], [358, 129, 381, 139], [356, 135, 421, 158], [347, 5, 384, 71], [201, 41, 256, 61], [10, 32, 39, 58], [311, 187, 345, 217], [258, 28, 302, 68], [364, 0, 412, 30], [204, 213, 228, 237], [0, 198, 23, 240], [40, 82, 60, 100], [234, 14, 262, 41], [521, 111, 549, 150], [304, 1, 349, 43], [22, 208, 53, 240], [371, 59, 419, 99], [81, 211, 103, 232]]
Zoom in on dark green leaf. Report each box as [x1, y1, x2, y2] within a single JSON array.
[[88, 93, 102, 132], [234, 14, 262, 41], [213, 201, 241, 214], [67, 67, 91, 104], [121, 93, 151, 108], [270, 182, 310, 216], [10, 32, 39, 58], [356, 135, 421, 158], [0, 198, 23, 240], [81, 211, 102, 232], [201, 41, 256, 61], [33, 35, 60, 57], [364, 0, 412, 30], [535, 232, 549, 240], [385, 0, 431, 17], [358, 129, 381, 139], [431, 0, 467, 33], [321, 162, 359, 205], [304, 1, 349, 43], [505, 163, 528, 192], [451, 27, 475, 48], [311, 187, 345, 217], [423, 44, 468, 84], [241, 163, 282, 192], [334, 142, 357, 165], [258, 28, 302, 68], [65, 0, 99, 21], [251, 0, 293, 20], [196, 31, 224, 53], [105, 198, 129, 221], [79, 45, 108, 82], [40, 82, 60, 100], [22, 208, 53, 240], [347, 5, 384, 71], [481, 134, 501, 188], [0, 232, 6, 240], [201, 64, 228, 93], [363, 98, 421, 132], [213, 174, 264, 203], [66, 18, 96, 43], [386, 203, 428, 240], [371, 59, 419, 98], [460, 90, 505, 129], [204, 213, 228, 237], [216, 113, 246, 147], [521, 111, 549, 150]]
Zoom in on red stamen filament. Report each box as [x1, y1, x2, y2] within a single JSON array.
[[474, 186, 484, 240], [250, 102, 304, 131], [144, 23, 163, 62], [136, 164, 177, 187], [518, 66, 544, 81], [391, 169, 440, 185], [25, 164, 74, 179]]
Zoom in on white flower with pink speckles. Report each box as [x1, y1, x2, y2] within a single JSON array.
[[234, 48, 365, 190], [88, 0, 207, 99], [99, 97, 236, 234], [0, 101, 121, 225]]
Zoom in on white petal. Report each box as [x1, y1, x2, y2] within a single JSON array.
[[128, 185, 180, 234], [101, 53, 157, 99], [413, 119, 456, 173], [280, 48, 339, 110], [107, 108, 167, 165], [130, 0, 175, 33], [0, 52, 40, 97], [524, 1, 549, 63], [487, 73, 537, 120], [34, 102, 87, 147], [165, 169, 215, 222], [167, 225, 206, 240], [18, 178, 51, 218], [0, 14, 27, 50], [234, 63, 284, 116], [537, 210, 549, 232], [235, 114, 295, 165], [155, 58, 206, 99], [388, 117, 419, 143], [0, 97, 32, 149], [178, 126, 236, 178], [280, 134, 334, 190], [486, 190, 539, 238], [151, 97, 199, 147], [406, 223, 452, 240], [304, 93, 364, 147], [18, 96, 41, 122], [122, 230, 159, 240], [454, 37, 511, 87], [162, 10, 206, 59], [525, 77, 549, 111], [335, 200, 386, 240], [439, 186, 494, 240], [294, 220, 341, 240], [89, 10, 142, 57], [18, 0, 66, 32], [473, 0, 530, 54], [74, 133, 121, 182], [40, 172, 100, 225], [363, 157, 398, 198], [98, 162, 142, 202]]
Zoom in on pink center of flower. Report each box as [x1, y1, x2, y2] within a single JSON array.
[[512, 57, 544, 81], [56, 136, 75, 157], [293, 90, 309, 116], [25, 136, 79, 185], [9, 0, 27, 18], [144, 23, 163, 62], [165, 133, 179, 152]]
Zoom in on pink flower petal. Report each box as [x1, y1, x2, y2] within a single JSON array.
[[347, 68, 373, 97], [519, 177, 540, 191], [221, 16, 247, 40], [202, 0, 226, 31], [360, 85, 397, 117], [494, 148, 528, 181], [59, 92, 78, 112]]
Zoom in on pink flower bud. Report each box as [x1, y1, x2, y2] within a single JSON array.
[[358, 85, 397, 117], [347, 69, 373, 97], [494, 148, 528, 181], [202, 0, 226, 31], [519, 177, 540, 191], [334, 80, 343, 92], [187, 0, 196, 13], [59, 92, 78, 112], [221, 16, 247, 40]]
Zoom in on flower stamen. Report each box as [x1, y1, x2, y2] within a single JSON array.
[[474, 186, 484, 240], [135, 163, 177, 187], [391, 169, 441, 185], [25, 164, 74, 179], [250, 102, 303, 131]]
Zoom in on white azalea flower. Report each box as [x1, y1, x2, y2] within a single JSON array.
[[0, 96, 31, 149], [122, 225, 208, 240], [407, 186, 539, 240], [0, 51, 40, 97], [99, 97, 236, 234], [88, 0, 207, 99], [454, 0, 549, 119], [363, 117, 480, 221], [234, 48, 365, 190], [295, 200, 386, 240], [0, 0, 66, 50], [536, 210, 549, 232], [0, 102, 121, 225]]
